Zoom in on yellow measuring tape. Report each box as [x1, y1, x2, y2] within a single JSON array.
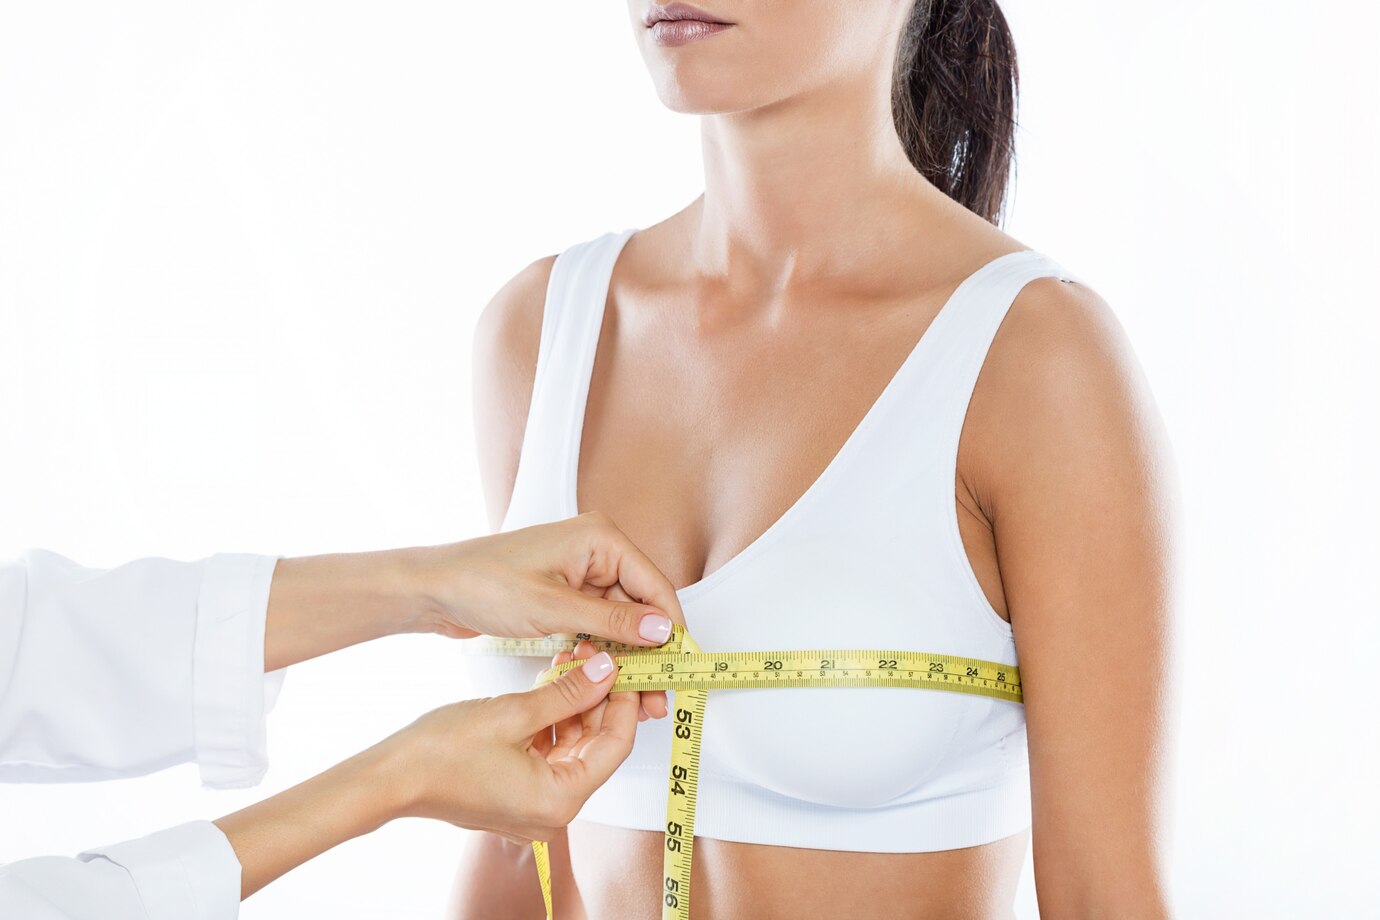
[[467, 625, 1022, 919]]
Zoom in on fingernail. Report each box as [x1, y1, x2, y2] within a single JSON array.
[[638, 613, 673, 643], [582, 651, 614, 681]]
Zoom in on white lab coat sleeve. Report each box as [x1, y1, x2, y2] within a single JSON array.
[[0, 821, 240, 920], [0, 549, 284, 789]]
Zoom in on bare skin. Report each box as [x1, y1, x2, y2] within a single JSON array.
[[457, 1, 1179, 917]]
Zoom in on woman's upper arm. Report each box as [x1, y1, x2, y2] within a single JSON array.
[[470, 254, 558, 531], [973, 278, 1183, 918]]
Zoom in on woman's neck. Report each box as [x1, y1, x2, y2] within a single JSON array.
[[692, 68, 956, 290]]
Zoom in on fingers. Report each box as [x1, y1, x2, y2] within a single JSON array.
[[514, 647, 618, 737], [587, 519, 687, 628], [559, 591, 675, 650], [569, 626, 665, 721], [641, 689, 669, 720], [563, 512, 687, 641], [552, 641, 610, 757], [566, 687, 641, 789], [573, 641, 607, 740], [569, 595, 666, 721], [548, 648, 583, 756], [533, 634, 642, 826]]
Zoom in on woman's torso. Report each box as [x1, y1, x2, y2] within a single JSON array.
[[457, 212, 1077, 919]]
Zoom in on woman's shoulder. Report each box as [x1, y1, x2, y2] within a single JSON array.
[[935, 217, 1120, 381], [472, 251, 558, 362], [472, 225, 632, 358], [963, 247, 1169, 514], [998, 262, 1127, 398], [469, 225, 631, 519], [470, 248, 560, 524]]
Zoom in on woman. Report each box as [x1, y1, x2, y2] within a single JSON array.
[[459, 0, 1179, 917]]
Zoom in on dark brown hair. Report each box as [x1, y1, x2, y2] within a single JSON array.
[[891, 0, 1019, 225]]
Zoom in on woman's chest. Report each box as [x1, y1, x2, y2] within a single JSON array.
[[619, 581, 1001, 810], [576, 294, 938, 592]]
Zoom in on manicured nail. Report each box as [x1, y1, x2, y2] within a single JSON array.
[[582, 651, 614, 681], [638, 613, 673, 643]]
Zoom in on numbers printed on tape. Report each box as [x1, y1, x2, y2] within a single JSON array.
[[465, 626, 1022, 919]]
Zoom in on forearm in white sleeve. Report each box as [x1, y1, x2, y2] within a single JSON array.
[[0, 821, 240, 920], [0, 549, 283, 788]]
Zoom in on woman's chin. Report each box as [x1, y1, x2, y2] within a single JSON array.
[[646, 59, 773, 116]]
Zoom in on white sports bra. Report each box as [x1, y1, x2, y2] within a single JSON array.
[[465, 226, 1078, 853]]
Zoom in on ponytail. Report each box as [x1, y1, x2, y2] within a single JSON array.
[[891, 0, 1019, 225]]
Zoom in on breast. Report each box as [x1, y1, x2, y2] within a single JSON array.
[[699, 684, 969, 808], [661, 530, 1019, 815]]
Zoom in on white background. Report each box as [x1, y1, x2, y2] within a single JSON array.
[[2, 2, 1377, 917]]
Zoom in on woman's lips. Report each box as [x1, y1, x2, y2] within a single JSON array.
[[649, 19, 733, 47]]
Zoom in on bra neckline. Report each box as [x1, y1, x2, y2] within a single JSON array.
[[563, 227, 1041, 604]]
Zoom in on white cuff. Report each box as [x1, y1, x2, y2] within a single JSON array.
[[193, 553, 283, 789], [78, 821, 241, 920]]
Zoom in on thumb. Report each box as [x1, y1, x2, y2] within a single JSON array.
[[517, 652, 619, 734], [558, 593, 674, 649]]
